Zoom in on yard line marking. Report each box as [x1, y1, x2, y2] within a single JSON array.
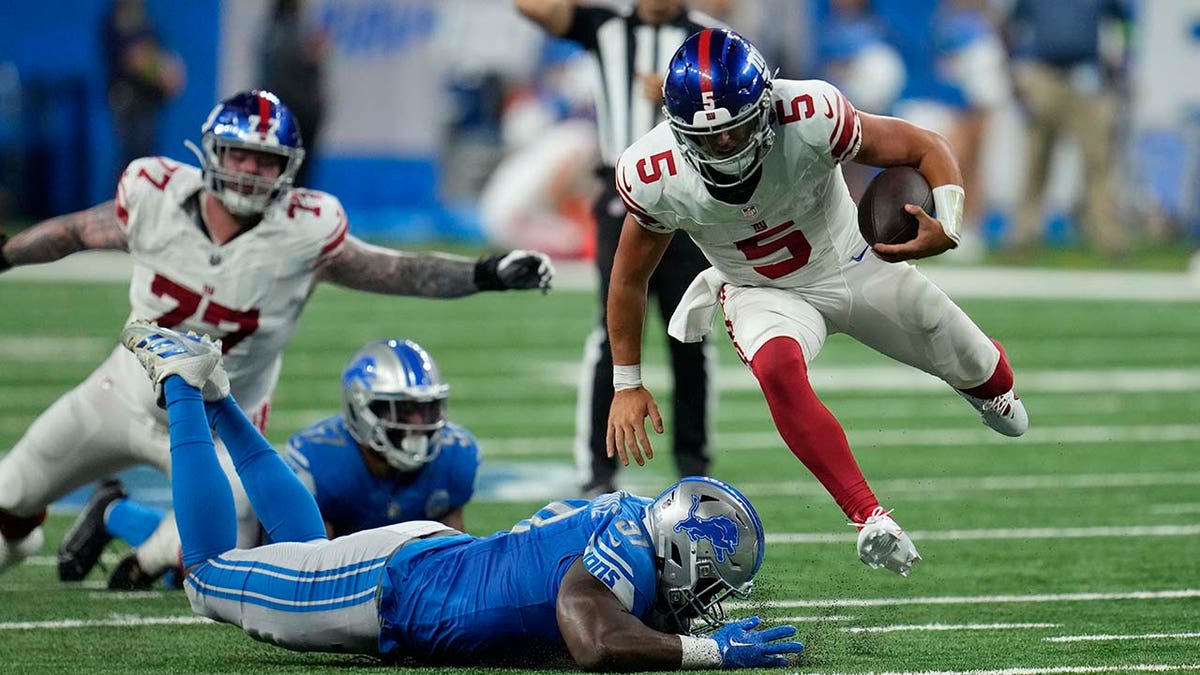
[[1046, 632, 1200, 643], [768, 524, 1200, 544], [840, 622, 1059, 634], [728, 589, 1200, 609], [807, 665, 1200, 675], [1150, 503, 1200, 515], [740, 471, 1200, 497], [0, 615, 211, 630], [771, 615, 855, 623], [481, 425, 1200, 457]]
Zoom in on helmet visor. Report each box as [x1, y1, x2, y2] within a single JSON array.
[[676, 114, 760, 161], [367, 398, 446, 432]]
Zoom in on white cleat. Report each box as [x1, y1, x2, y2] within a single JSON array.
[[959, 389, 1028, 437], [0, 527, 45, 576], [120, 321, 229, 401], [856, 507, 922, 577]]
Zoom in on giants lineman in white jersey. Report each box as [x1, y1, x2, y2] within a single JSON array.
[[0, 90, 554, 576], [606, 30, 1027, 576]]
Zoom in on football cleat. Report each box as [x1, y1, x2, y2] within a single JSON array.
[[856, 507, 921, 577], [108, 552, 183, 591], [959, 389, 1027, 437], [0, 527, 44, 576], [58, 478, 127, 582], [120, 321, 228, 401]]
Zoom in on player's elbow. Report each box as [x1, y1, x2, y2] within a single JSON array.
[[571, 642, 617, 671]]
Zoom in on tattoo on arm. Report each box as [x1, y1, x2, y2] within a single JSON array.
[[319, 235, 479, 297], [3, 200, 127, 266]]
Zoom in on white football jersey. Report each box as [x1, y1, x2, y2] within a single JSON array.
[[615, 79, 866, 289], [112, 157, 347, 415]]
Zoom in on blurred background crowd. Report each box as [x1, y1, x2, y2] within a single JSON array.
[[1, 0, 1198, 267]]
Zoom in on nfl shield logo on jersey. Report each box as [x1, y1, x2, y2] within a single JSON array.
[[741, 204, 758, 218]]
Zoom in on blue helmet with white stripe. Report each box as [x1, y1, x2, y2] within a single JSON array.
[[645, 476, 766, 631], [663, 29, 775, 187], [191, 90, 305, 216], [341, 339, 449, 472]]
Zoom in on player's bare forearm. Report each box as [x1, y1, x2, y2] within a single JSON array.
[[320, 236, 478, 298], [557, 560, 685, 671], [608, 216, 672, 365], [2, 200, 126, 267], [854, 113, 963, 188]]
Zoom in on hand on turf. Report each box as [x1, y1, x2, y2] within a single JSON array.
[[606, 387, 662, 467], [711, 616, 805, 669], [872, 204, 955, 263]]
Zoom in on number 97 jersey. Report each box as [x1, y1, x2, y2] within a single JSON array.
[[114, 157, 348, 413], [614, 79, 866, 290]]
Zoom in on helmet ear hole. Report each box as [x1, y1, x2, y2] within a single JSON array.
[[670, 542, 684, 567]]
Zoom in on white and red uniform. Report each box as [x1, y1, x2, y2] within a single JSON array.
[[0, 157, 347, 529], [615, 79, 999, 389]]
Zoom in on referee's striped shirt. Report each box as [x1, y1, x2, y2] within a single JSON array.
[[563, 3, 722, 168]]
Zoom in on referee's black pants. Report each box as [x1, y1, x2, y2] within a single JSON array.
[[579, 169, 713, 493]]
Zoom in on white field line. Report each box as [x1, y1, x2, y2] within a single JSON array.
[[13, 254, 1200, 301], [739, 471, 1200, 498], [774, 615, 856, 623], [1150, 503, 1200, 515], [0, 337, 111, 361], [840, 622, 1059, 634], [806, 665, 1200, 675], [550, 361, 1200, 394], [767, 524, 1200, 545], [0, 615, 211, 630], [728, 589, 1200, 610], [480, 424, 1200, 457], [1045, 632, 1200, 643]]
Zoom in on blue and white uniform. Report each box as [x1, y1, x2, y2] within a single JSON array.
[[283, 416, 480, 534], [184, 491, 658, 660]]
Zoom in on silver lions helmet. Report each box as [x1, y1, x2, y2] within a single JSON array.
[[341, 339, 449, 472], [644, 476, 765, 631]]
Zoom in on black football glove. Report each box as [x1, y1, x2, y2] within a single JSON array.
[[474, 250, 554, 293]]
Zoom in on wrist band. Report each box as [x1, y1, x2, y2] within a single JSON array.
[[932, 184, 965, 247], [679, 635, 722, 669], [612, 364, 642, 391]]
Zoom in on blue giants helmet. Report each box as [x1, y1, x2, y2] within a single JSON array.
[[191, 90, 305, 216], [645, 476, 766, 630], [341, 339, 450, 472], [663, 29, 775, 187]]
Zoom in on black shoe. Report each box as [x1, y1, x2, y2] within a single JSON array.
[[107, 552, 162, 591], [57, 478, 126, 582]]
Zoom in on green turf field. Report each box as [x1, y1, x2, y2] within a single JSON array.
[[1, 275, 1198, 674]]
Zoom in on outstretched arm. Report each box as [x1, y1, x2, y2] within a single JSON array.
[[318, 235, 552, 298], [556, 559, 804, 671], [854, 112, 963, 261], [0, 200, 127, 271]]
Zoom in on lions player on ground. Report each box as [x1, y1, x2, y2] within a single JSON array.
[[59, 338, 481, 588], [116, 322, 804, 669], [606, 30, 1028, 576], [0, 90, 553, 576]]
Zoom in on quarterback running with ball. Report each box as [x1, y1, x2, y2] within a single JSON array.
[[606, 29, 1028, 576]]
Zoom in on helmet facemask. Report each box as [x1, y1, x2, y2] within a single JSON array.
[[668, 85, 775, 188], [345, 386, 447, 472], [196, 135, 304, 216]]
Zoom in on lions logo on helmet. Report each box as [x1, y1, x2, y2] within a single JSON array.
[[188, 90, 305, 216], [645, 476, 765, 630], [341, 339, 450, 472], [663, 29, 776, 188]]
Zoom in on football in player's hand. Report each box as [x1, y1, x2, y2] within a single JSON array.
[[857, 167, 933, 246]]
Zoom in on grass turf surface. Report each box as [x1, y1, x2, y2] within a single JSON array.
[[1, 276, 1198, 674]]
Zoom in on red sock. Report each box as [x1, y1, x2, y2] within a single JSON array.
[[749, 337, 879, 523], [960, 338, 1015, 400], [0, 508, 46, 541]]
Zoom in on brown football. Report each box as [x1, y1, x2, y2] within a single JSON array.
[[856, 167, 934, 246]]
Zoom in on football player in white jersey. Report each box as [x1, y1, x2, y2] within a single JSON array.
[[0, 90, 553, 576], [605, 30, 1028, 576]]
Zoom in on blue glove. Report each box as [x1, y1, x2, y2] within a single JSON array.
[[711, 616, 805, 669]]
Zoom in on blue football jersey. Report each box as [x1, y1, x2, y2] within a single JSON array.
[[283, 416, 481, 534], [377, 491, 659, 661]]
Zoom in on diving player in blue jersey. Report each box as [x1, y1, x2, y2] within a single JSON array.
[[284, 338, 481, 535], [58, 338, 480, 587], [117, 321, 805, 670]]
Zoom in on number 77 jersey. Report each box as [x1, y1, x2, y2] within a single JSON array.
[[114, 156, 347, 413], [615, 78, 866, 289]]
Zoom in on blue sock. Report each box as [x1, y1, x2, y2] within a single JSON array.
[[162, 376, 237, 568], [204, 396, 325, 544], [104, 499, 166, 547]]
